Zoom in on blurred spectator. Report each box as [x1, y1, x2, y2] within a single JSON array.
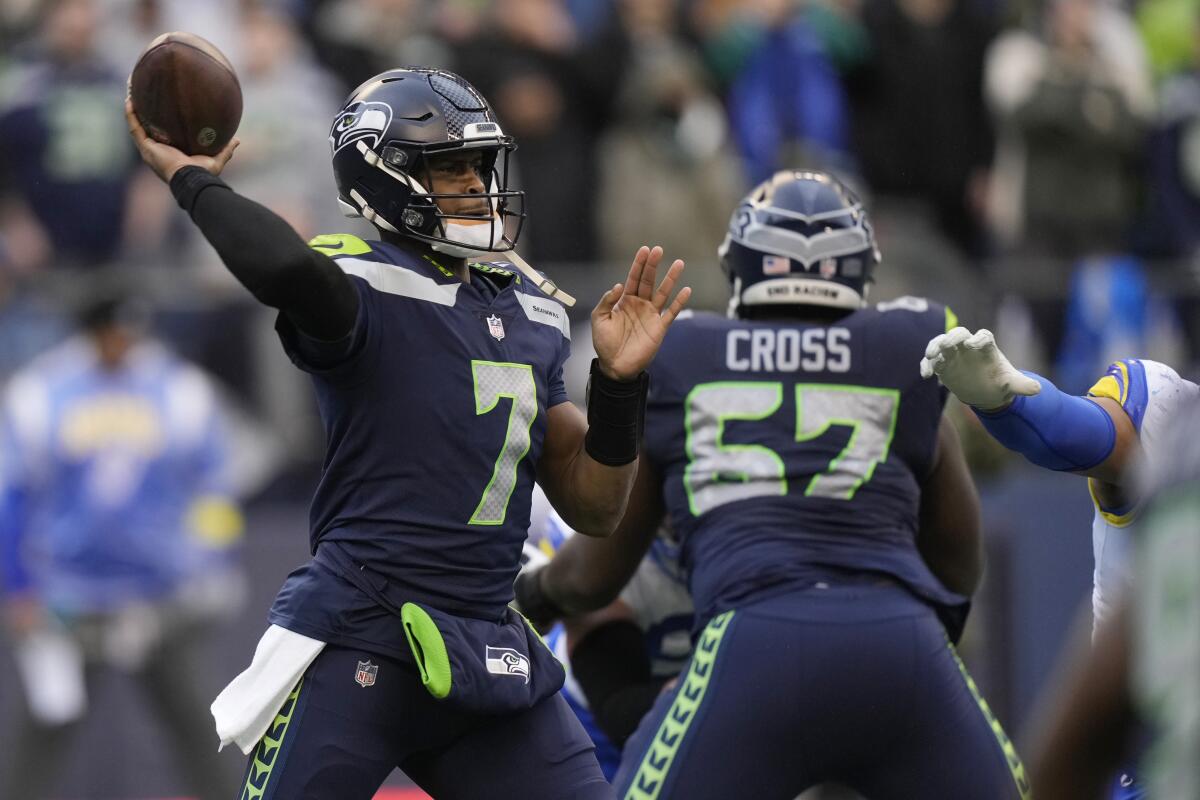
[[692, 0, 851, 184], [0, 0, 170, 273], [454, 0, 627, 265], [596, 0, 744, 308], [216, 4, 348, 247], [985, 0, 1152, 259], [1134, 41, 1200, 262], [1136, 0, 1197, 82], [0, 289, 244, 800], [985, 0, 1154, 371], [832, 0, 997, 329], [1133, 14, 1200, 362], [300, 0, 449, 92], [801, 0, 872, 74], [845, 0, 998, 259], [96, 0, 246, 78], [1053, 255, 1152, 394]]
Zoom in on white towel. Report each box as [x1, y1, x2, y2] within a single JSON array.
[[210, 624, 325, 754], [13, 627, 87, 725]]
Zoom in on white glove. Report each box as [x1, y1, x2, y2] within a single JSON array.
[[919, 327, 1041, 410]]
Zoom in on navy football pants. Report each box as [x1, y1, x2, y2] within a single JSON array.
[[614, 583, 1030, 800], [238, 645, 612, 799]]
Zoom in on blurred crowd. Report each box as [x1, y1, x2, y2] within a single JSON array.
[[0, 0, 1197, 404], [0, 0, 1198, 796]]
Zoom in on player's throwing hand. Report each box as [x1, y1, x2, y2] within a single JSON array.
[[125, 98, 239, 183], [920, 327, 1041, 411], [591, 245, 691, 381]]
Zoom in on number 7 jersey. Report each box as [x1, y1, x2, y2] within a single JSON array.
[[642, 299, 964, 624], [276, 234, 572, 621]]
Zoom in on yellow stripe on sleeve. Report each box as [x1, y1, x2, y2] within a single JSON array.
[[1088, 479, 1138, 527], [1087, 375, 1123, 404], [1115, 361, 1131, 404]]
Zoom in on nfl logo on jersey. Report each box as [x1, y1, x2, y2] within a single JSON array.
[[354, 660, 378, 688], [486, 314, 505, 341], [819, 258, 837, 279]]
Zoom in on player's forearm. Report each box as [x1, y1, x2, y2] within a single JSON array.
[[537, 535, 637, 617], [917, 500, 983, 597], [538, 463, 662, 616], [513, 539, 629, 629], [552, 454, 635, 537], [170, 167, 358, 340], [918, 417, 984, 596], [918, 537, 982, 597], [973, 372, 1118, 475], [540, 363, 649, 537]]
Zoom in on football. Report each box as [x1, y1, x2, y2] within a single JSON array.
[[129, 32, 242, 157]]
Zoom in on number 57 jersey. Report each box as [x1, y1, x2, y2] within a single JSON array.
[[642, 299, 964, 624]]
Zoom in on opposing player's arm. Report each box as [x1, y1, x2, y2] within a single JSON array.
[[518, 458, 664, 627], [125, 100, 357, 341], [566, 601, 669, 747], [921, 328, 1141, 486], [1028, 599, 1135, 800], [917, 414, 983, 596]]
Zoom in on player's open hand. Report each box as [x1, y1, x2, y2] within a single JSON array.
[[125, 98, 239, 183], [592, 246, 691, 381], [920, 327, 1041, 411]]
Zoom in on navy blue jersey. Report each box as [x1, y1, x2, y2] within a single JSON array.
[[276, 234, 571, 621], [642, 298, 962, 624]]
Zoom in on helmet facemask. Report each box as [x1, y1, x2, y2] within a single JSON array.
[[340, 137, 525, 258]]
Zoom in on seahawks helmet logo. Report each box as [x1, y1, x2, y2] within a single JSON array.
[[330, 101, 393, 154]]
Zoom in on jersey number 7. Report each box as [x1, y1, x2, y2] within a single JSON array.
[[469, 360, 537, 526], [684, 382, 899, 516]]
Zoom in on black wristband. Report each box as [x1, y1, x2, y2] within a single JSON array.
[[169, 166, 230, 215], [584, 358, 649, 467], [512, 566, 564, 631]]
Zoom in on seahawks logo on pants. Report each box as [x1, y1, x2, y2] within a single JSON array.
[[485, 646, 530, 685]]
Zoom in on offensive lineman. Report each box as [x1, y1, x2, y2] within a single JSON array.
[[518, 170, 1031, 799], [126, 67, 690, 798]]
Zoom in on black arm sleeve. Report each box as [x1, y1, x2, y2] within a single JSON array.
[[570, 619, 669, 747], [170, 166, 358, 341]]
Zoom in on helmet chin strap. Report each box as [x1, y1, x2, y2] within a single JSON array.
[[348, 189, 400, 234], [430, 218, 504, 259]]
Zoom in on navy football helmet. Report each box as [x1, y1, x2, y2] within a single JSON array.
[[719, 170, 880, 315], [329, 68, 524, 257]]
